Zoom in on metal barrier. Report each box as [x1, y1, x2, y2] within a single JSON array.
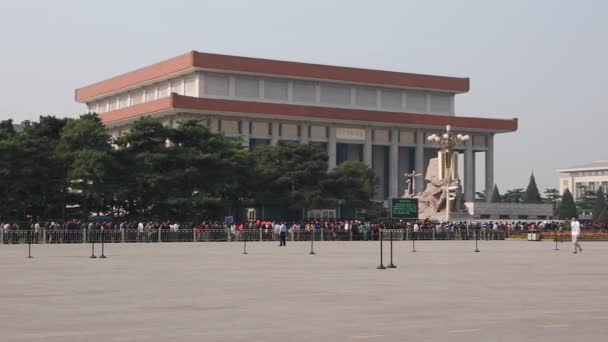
[[1, 227, 508, 244]]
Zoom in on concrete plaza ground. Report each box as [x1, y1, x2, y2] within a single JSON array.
[[1, 240, 608, 342]]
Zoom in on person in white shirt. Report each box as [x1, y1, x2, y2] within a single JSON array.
[[278, 222, 288, 246], [413, 222, 420, 232], [571, 216, 582, 254]]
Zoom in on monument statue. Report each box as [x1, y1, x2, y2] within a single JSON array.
[[418, 157, 466, 219], [402, 170, 422, 198]]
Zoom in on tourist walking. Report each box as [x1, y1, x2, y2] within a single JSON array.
[[278, 222, 287, 246], [571, 216, 583, 254]]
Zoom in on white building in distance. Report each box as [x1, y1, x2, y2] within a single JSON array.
[[558, 161, 608, 200]]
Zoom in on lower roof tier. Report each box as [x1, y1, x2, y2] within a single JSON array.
[[99, 93, 517, 133]]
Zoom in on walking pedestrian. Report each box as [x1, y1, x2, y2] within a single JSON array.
[[279, 222, 287, 246], [571, 216, 583, 254]]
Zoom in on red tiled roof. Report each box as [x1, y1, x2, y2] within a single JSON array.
[[100, 94, 517, 132], [76, 51, 470, 102]]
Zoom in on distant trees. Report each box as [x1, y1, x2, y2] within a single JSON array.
[[490, 185, 502, 203]]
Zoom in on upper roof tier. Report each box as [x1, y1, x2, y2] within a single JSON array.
[[558, 161, 608, 173], [75, 51, 470, 102]]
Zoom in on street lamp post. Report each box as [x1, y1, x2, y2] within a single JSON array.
[[426, 125, 469, 224]]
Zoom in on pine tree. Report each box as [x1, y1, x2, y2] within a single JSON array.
[[558, 189, 578, 219], [523, 172, 542, 203], [592, 187, 606, 221], [490, 185, 502, 203]]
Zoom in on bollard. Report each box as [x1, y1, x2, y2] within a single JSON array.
[[27, 230, 33, 258], [474, 230, 480, 253], [387, 230, 396, 268], [90, 238, 97, 258], [309, 229, 316, 255], [0, 229, 3, 244], [121, 228, 125, 243], [243, 233, 248, 255], [411, 231, 416, 252], [406, 228, 409, 241], [82, 228, 87, 243], [158, 227, 162, 242], [100, 230, 107, 258], [42, 229, 47, 244], [320, 228, 324, 241], [554, 230, 559, 251], [377, 229, 386, 269], [290, 230, 294, 242], [193, 229, 197, 242], [432, 228, 435, 240]]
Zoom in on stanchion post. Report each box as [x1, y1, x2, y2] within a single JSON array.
[[474, 229, 480, 253], [554, 229, 559, 251], [243, 231, 248, 255], [90, 231, 97, 258], [387, 229, 396, 268], [100, 229, 106, 258], [411, 230, 416, 252], [309, 228, 316, 255], [377, 228, 386, 269], [27, 230, 33, 258]]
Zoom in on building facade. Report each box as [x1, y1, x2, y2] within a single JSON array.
[[75, 51, 517, 202], [558, 161, 608, 200]]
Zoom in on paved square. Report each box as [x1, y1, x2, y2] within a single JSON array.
[[1, 240, 608, 342]]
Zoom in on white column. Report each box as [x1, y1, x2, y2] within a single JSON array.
[[209, 117, 219, 132], [300, 123, 309, 144], [241, 118, 250, 150], [485, 134, 494, 201], [328, 125, 337, 170], [464, 137, 475, 202], [363, 126, 373, 167], [271, 121, 279, 145], [389, 127, 399, 199], [415, 130, 424, 194]]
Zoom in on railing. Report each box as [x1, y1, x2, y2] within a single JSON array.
[[0, 228, 510, 244]]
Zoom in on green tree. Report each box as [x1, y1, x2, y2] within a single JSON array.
[[0, 116, 67, 220], [557, 188, 578, 219], [57, 114, 115, 217], [251, 142, 329, 210], [597, 207, 608, 222], [592, 187, 606, 221], [544, 188, 561, 216], [323, 161, 378, 210], [523, 172, 542, 203], [490, 185, 502, 203], [502, 188, 525, 203]]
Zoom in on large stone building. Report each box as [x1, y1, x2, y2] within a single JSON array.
[[559, 161, 608, 200], [75, 51, 517, 204]]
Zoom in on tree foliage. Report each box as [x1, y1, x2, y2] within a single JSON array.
[[490, 185, 502, 203], [592, 187, 606, 221], [502, 188, 525, 203], [557, 188, 578, 219], [0, 115, 379, 221], [523, 172, 542, 203]]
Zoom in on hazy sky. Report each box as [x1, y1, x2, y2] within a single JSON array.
[[1, 0, 606, 192]]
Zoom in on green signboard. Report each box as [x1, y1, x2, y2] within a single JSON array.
[[391, 198, 418, 219]]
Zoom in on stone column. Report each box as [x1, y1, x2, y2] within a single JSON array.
[[271, 121, 279, 145], [209, 117, 219, 132], [300, 123, 309, 144], [241, 118, 250, 150], [363, 126, 373, 168], [485, 134, 494, 201], [389, 128, 399, 199], [464, 137, 475, 202], [415, 130, 424, 194], [328, 125, 337, 170]]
